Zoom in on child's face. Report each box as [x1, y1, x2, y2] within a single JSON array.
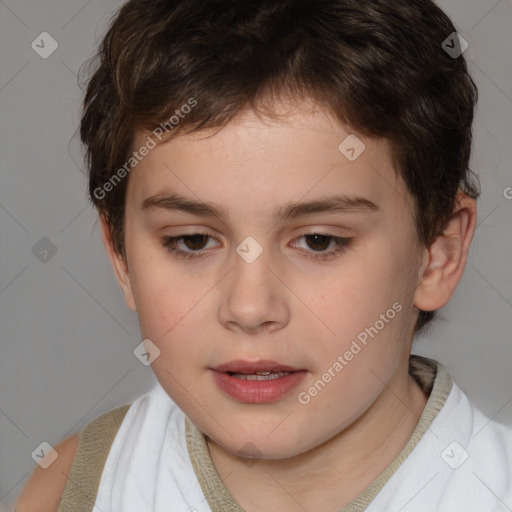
[[111, 100, 427, 458]]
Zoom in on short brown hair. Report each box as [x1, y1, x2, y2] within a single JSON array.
[[79, 0, 480, 334]]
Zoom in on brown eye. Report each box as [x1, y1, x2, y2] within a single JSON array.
[[161, 232, 218, 260], [292, 232, 353, 261], [180, 234, 210, 251], [162, 231, 353, 262], [303, 234, 332, 252]]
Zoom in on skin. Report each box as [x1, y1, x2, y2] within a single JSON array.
[[100, 99, 477, 511], [14, 433, 80, 511]]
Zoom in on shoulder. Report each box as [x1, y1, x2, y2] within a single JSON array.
[[467, 415, 512, 484], [15, 432, 81, 512], [14, 402, 133, 512], [444, 385, 512, 498]]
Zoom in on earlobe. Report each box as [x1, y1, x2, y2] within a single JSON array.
[[99, 215, 137, 312], [413, 192, 477, 312]]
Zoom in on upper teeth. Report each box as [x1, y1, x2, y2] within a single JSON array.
[[230, 371, 291, 380]]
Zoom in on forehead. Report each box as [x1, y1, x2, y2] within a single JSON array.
[[127, 103, 412, 221]]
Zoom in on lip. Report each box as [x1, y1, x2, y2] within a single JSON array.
[[210, 360, 307, 404], [212, 359, 301, 373]]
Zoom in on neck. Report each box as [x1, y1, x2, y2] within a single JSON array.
[[206, 364, 429, 512]]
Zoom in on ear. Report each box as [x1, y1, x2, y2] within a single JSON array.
[[413, 191, 477, 312], [99, 214, 137, 312]]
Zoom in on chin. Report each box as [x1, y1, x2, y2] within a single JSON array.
[[215, 432, 312, 461]]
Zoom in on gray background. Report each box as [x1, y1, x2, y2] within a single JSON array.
[[0, 0, 511, 505]]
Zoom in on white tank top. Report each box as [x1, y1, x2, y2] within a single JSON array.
[[93, 359, 512, 512], [94, 381, 212, 511]]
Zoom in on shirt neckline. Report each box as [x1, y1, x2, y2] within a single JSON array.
[[185, 354, 453, 512]]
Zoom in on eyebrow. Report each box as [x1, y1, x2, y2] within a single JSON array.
[[141, 192, 379, 220]]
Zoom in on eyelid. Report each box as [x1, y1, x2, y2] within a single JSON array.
[[160, 229, 353, 262]]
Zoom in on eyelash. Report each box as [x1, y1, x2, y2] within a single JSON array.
[[161, 231, 353, 262]]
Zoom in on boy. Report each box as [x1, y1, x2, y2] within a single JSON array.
[[15, 0, 512, 511]]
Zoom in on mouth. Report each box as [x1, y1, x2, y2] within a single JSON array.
[[225, 370, 294, 381], [212, 359, 301, 374], [210, 360, 307, 403]]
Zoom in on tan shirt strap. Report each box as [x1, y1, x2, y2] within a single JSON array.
[[56, 403, 131, 512]]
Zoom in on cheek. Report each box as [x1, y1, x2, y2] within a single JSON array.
[[128, 262, 213, 374], [128, 256, 186, 343], [302, 240, 417, 371], [315, 249, 401, 327], [126, 235, 189, 329]]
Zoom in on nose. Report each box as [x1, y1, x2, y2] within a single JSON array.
[[218, 245, 290, 335]]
